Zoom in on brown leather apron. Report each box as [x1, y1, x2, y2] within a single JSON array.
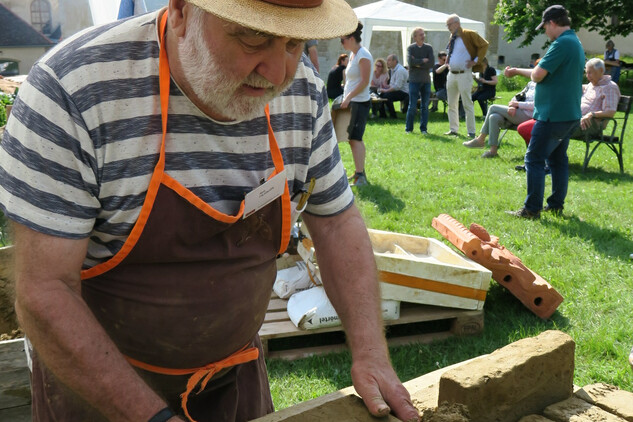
[[30, 11, 291, 422]]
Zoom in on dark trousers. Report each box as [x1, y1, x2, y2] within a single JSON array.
[[379, 90, 409, 118]]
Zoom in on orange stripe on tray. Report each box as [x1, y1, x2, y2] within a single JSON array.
[[379, 271, 487, 301]]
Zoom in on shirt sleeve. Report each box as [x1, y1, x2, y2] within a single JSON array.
[[0, 64, 100, 239], [602, 84, 621, 112]]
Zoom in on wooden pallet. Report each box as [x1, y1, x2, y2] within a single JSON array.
[[0, 338, 30, 422], [259, 294, 484, 360]]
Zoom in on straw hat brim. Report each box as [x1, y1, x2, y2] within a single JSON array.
[[187, 0, 359, 40]]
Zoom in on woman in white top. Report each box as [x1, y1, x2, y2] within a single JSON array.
[[463, 81, 537, 158], [341, 22, 373, 187]]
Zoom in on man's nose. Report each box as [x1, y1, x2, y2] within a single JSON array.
[[254, 38, 297, 86]]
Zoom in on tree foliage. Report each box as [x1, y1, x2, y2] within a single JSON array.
[[494, 0, 633, 47]]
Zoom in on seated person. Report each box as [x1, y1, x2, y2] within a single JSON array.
[[431, 51, 448, 111], [378, 54, 409, 118], [463, 81, 536, 158], [327, 54, 348, 100], [471, 57, 498, 116], [370, 58, 389, 117], [573, 57, 621, 137], [604, 40, 621, 84], [515, 58, 620, 168]]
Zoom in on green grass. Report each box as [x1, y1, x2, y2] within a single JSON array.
[[267, 90, 633, 410]]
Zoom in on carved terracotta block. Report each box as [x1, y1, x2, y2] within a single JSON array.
[[431, 214, 563, 319]]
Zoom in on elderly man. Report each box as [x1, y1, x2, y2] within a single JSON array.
[[379, 54, 410, 119], [572, 58, 621, 137], [504, 5, 584, 219], [405, 27, 434, 135], [0, 0, 420, 421], [443, 14, 488, 138]]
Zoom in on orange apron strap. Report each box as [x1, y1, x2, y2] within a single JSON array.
[[264, 105, 291, 255], [125, 345, 259, 422], [81, 11, 171, 280]]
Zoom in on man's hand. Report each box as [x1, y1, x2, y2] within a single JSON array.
[[302, 208, 419, 422], [351, 351, 420, 421], [507, 106, 517, 117], [466, 60, 475, 69], [580, 113, 593, 130], [504, 66, 517, 77]]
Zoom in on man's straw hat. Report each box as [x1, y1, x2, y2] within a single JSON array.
[[186, 0, 359, 40]]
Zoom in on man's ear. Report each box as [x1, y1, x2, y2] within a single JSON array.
[[168, 0, 188, 38]]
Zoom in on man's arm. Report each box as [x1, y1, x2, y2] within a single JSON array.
[[12, 223, 182, 422], [504, 65, 548, 83], [302, 207, 419, 422]]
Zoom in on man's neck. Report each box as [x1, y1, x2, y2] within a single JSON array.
[[551, 25, 570, 40]]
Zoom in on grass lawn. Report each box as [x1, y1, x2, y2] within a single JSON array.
[[266, 89, 633, 410]]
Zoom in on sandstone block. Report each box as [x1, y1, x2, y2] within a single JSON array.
[[574, 383, 633, 421], [437, 330, 575, 422], [543, 396, 627, 421]]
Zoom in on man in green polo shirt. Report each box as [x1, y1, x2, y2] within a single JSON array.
[[503, 5, 584, 219]]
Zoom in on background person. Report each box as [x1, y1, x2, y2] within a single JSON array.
[[0, 1, 420, 421], [370, 57, 389, 118], [444, 13, 489, 138], [463, 81, 536, 158], [571, 58, 620, 137], [341, 22, 373, 187], [604, 40, 621, 84], [378, 54, 410, 119], [405, 27, 434, 135], [431, 51, 449, 111], [471, 57, 498, 116], [504, 4, 584, 219], [327, 53, 348, 100]]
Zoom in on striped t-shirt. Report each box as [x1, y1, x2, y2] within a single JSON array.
[[0, 11, 353, 268]]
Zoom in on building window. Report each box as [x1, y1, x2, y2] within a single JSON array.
[[31, 0, 52, 33]]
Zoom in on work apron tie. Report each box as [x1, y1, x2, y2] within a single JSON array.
[[125, 344, 259, 422]]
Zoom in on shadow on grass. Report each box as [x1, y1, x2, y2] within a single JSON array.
[[542, 214, 633, 261], [353, 183, 405, 213], [568, 162, 633, 183]]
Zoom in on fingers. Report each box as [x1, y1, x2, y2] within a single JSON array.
[[353, 367, 420, 421]]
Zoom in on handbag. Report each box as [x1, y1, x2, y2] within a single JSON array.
[[514, 85, 529, 102]]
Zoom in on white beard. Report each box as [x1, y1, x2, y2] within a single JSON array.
[[178, 7, 294, 121]]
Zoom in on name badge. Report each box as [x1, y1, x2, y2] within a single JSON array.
[[243, 169, 287, 219]]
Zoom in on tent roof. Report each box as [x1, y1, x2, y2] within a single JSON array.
[[354, 0, 485, 32]]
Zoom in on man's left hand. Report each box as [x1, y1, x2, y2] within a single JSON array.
[[352, 352, 420, 421], [466, 60, 475, 69]]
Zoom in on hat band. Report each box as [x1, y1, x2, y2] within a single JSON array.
[[259, 0, 323, 8]]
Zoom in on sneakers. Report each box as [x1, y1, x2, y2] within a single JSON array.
[[515, 164, 526, 171], [444, 130, 459, 136], [468, 132, 476, 138], [463, 138, 485, 148], [505, 207, 540, 219], [481, 150, 498, 158], [421, 130, 428, 135], [543, 205, 563, 216], [350, 173, 368, 187]]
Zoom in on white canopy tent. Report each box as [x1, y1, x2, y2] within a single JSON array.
[[353, 0, 486, 66]]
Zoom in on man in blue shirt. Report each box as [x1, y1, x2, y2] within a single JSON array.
[[504, 5, 584, 219]]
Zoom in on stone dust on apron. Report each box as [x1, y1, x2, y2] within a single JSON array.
[[30, 10, 291, 422]]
